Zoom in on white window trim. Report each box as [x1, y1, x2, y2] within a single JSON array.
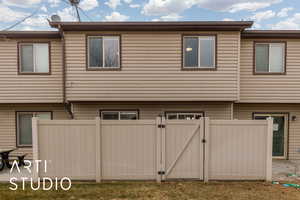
[[87, 36, 120, 69], [19, 43, 50, 73], [16, 111, 52, 147], [183, 36, 216, 69], [255, 42, 286, 73]]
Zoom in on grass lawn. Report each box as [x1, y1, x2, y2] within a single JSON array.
[[0, 181, 300, 200]]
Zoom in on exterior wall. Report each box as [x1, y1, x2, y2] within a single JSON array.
[[240, 38, 300, 103], [0, 39, 63, 103], [65, 31, 240, 102], [72, 102, 232, 120], [0, 104, 69, 158], [234, 103, 300, 160]]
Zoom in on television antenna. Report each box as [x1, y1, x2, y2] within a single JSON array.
[[68, 0, 81, 22]]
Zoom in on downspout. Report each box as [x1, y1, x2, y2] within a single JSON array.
[[59, 25, 74, 119]]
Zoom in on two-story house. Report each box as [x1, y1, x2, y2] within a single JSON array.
[[0, 21, 299, 160]]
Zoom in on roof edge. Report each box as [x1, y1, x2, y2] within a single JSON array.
[[0, 31, 61, 39], [49, 21, 253, 31], [242, 30, 300, 39]]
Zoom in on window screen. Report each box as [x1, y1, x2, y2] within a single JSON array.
[[101, 111, 138, 120], [20, 43, 49, 73], [255, 43, 285, 73], [88, 36, 120, 68], [166, 112, 203, 120], [183, 36, 216, 68]]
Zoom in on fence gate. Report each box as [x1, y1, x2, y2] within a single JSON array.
[[158, 117, 205, 180]]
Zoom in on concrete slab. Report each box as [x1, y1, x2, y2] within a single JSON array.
[[273, 160, 300, 182]]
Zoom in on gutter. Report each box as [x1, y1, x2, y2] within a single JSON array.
[[58, 24, 74, 119]]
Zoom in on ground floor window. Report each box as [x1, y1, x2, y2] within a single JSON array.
[[100, 110, 139, 120], [165, 111, 204, 120], [16, 112, 52, 147]]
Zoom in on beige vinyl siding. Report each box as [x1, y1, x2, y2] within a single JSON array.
[[72, 102, 232, 120], [240, 39, 300, 103], [65, 31, 240, 102], [0, 39, 63, 103], [0, 104, 69, 158], [234, 103, 300, 160]]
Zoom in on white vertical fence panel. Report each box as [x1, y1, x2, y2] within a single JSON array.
[[101, 120, 157, 180], [207, 120, 271, 180], [38, 120, 97, 180], [33, 118, 272, 181]]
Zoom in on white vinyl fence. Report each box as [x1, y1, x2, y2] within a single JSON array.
[[32, 117, 273, 182]]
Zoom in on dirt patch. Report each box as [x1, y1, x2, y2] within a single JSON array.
[[0, 181, 300, 200]]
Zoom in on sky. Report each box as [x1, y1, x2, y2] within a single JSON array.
[[0, 0, 300, 31]]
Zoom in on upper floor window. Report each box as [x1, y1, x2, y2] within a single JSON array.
[[87, 36, 120, 69], [100, 110, 138, 120], [254, 42, 286, 74], [19, 43, 50, 74], [166, 111, 203, 120], [183, 36, 216, 69]]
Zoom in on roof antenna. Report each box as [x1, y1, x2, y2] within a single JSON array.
[[69, 0, 81, 22]]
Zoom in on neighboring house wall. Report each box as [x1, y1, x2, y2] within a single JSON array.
[[234, 103, 300, 160], [72, 102, 232, 120], [240, 39, 300, 103], [64, 31, 240, 102], [0, 104, 69, 158], [0, 39, 63, 103]]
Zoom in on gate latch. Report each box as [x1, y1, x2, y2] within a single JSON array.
[[158, 171, 165, 175], [158, 124, 166, 128]]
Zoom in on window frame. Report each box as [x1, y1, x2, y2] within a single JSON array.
[[18, 42, 51, 75], [16, 111, 53, 148], [182, 34, 217, 70], [253, 41, 287, 75], [86, 35, 121, 71], [165, 111, 205, 120], [99, 109, 139, 120]]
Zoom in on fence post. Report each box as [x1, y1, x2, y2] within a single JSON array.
[[203, 117, 210, 183], [95, 117, 102, 182], [161, 116, 166, 181], [266, 117, 273, 182], [32, 117, 39, 182], [156, 116, 162, 183]]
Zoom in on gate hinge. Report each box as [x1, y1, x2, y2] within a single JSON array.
[[202, 139, 206, 143], [158, 171, 165, 175], [158, 124, 166, 128]]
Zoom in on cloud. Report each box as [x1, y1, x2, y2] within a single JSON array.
[[250, 10, 275, 22], [277, 7, 293, 18], [142, 0, 281, 16], [22, 14, 49, 27], [2, 0, 41, 8], [272, 13, 300, 29], [48, 0, 60, 7], [226, 1, 281, 13], [222, 18, 235, 21], [79, 0, 99, 11], [124, 0, 132, 3], [57, 7, 77, 21], [105, 0, 121, 9], [130, 4, 140, 8], [160, 13, 182, 21], [105, 11, 129, 21], [0, 5, 28, 22], [41, 5, 48, 13]]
